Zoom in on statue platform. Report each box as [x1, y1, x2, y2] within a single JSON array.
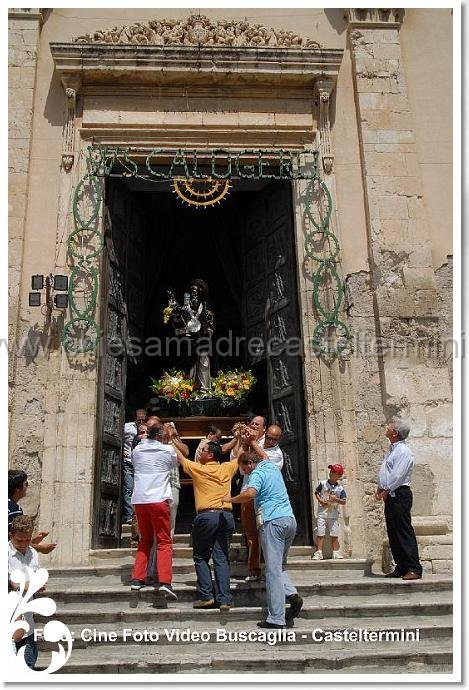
[[160, 416, 244, 439]]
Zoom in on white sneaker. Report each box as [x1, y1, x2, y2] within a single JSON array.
[[245, 574, 261, 582], [312, 550, 323, 560], [332, 551, 344, 559]]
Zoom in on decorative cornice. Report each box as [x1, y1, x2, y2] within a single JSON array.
[[8, 8, 43, 22], [50, 43, 344, 89], [346, 8, 403, 28], [73, 15, 321, 49]]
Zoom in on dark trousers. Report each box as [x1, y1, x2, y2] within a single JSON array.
[[16, 634, 38, 669], [192, 510, 235, 605], [122, 460, 134, 522], [384, 486, 422, 576]]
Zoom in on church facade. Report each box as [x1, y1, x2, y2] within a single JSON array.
[[8, 8, 453, 570]]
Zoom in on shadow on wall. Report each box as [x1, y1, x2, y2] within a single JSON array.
[[323, 9, 347, 35], [43, 67, 68, 128], [412, 464, 435, 516]]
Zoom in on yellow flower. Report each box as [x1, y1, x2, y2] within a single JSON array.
[[226, 388, 235, 396]]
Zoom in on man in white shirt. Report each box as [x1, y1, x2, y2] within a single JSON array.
[[376, 420, 422, 580], [130, 422, 178, 600], [122, 408, 147, 524]]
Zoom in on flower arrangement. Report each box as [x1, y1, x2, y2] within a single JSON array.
[[211, 369, 256, 408], [150, 370, 195, 403], [163, 306, 173, 325]]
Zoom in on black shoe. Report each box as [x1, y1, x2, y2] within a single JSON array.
[[130, 579, 145, 590], [385, 570, 404, 578], [158, 583, 178, 600], [286, 593, 303, 621], [257, 620, 290, 629]]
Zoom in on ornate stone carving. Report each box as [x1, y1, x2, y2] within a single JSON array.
[[60, 78, 80, 172], [74, 15, 321, 49], [315, 80, 335, 174], [346, 8, 402, 26]]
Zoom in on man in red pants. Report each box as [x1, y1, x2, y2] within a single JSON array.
[[130, 422, 178, 600]]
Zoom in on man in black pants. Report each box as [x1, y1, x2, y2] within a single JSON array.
[[376, 421, 422, 580]]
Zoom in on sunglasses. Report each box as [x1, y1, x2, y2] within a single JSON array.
[[264, 435, 278, 442]]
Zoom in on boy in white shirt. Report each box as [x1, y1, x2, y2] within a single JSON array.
[[9, 515, 42, 668], [313, 464, 347, 560]]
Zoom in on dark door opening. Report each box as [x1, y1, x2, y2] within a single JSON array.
[[94, 177, 312, 546]]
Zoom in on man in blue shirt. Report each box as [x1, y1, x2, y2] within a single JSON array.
[[223, 448, 303, 629], [376, 421, 422, 580]]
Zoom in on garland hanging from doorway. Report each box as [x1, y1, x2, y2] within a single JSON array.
[[61, 154, 104, 354], [302, 177, 351, 356], [62, 145, 351, 357]]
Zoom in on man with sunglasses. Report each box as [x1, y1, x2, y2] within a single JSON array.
[[223, 448, 302, 629]]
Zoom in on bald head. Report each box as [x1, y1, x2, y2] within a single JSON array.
[[264, 424, 282, 449]]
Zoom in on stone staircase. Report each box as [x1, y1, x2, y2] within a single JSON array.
[[38, 532, 453, 675]]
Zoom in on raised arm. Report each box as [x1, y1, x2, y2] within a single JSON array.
[[249, 437, 268, 460]]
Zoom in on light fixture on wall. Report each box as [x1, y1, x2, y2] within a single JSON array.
[[29, 273, 69, 313]]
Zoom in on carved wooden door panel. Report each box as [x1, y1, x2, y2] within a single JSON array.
[[93, 180, 145, 548], [242, 182, 311, 544]]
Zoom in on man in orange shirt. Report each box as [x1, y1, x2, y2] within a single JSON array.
[[171, 435, 240, 612]]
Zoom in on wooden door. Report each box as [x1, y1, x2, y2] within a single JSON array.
[[242, 182, 311, 543], [92, 180, 145, 548]]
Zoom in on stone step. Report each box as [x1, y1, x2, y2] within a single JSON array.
[[47, 571, 453, 597], [91, 544, 315, 561], [38, 638, 452, 674], [121, 528, 245, 544], [45, 579, 453, 612], [37, 615, 452, 651], [46, 592, 452, 622], [48, 558, 371, 583]]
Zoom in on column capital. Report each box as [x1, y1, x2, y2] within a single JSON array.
[[346, 9, 403, 29], [314, 79, 336, 100]]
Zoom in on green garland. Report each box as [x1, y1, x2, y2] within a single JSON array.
[[302, 176, 351, 356], [62, 146, 351, 356], [61, 159, 103, 353]]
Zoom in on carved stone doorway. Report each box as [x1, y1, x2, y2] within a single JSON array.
[[94, 176, 311, 547]]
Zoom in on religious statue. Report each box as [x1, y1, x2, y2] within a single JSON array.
[[165, 279, 215, 394]]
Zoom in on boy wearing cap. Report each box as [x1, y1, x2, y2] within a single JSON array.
[[313, 464, 347, 560]]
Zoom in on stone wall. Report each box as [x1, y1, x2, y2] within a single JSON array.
[[346, 11, 453, 566], [8, 9, 43, 517]]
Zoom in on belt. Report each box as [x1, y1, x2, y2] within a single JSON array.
[[197, 508, 232, 514]]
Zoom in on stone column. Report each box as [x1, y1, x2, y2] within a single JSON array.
[[37, 82, 101, 565], [346, 9, 452, 571], [292, 79, 366, 559]]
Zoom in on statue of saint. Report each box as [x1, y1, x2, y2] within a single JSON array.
[[165, 279, 215, 393]]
